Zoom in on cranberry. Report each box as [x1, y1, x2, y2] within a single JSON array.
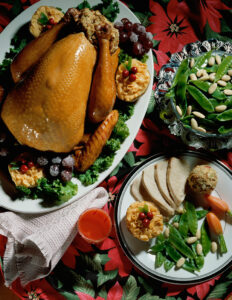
[[147, 212, 153, 220], [131, 67, 137, 74], [27, 161, 34, 168], [142, 218, 150, 228], [139, 212, 146, 220], [20, 159, 27, 164], [46, 24, 52, 30], [20, 164, 28, 173], [48, 18, 55, 25], [122, 69, 129, 78], [129, 73, 136, 82]]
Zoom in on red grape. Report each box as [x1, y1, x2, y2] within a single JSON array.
[[114, 21, 123, 31], [122, 69, 129, 78], [143, 38, 153, 51], [132, 23, 141, 34], [131, 67, 137, 74], [147, 212, 153, 220], [142, 218, 150, 228], [139, 212, 146, 220]]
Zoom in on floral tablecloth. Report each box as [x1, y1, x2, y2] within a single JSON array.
[[1, 0, 232, 299]]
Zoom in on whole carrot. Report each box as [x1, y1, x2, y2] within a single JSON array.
[[206, 212, 227, 254], [205, 194, 232, 216]]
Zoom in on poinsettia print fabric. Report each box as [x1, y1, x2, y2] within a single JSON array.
[[1, 0, 232, 299]]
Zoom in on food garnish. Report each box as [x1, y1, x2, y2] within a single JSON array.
[[129, 158, 229, 273], [126, 201, 163, 242], [166, 52, 232, 134]]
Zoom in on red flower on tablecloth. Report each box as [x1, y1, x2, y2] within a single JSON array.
[[107, 282, 123, 300], [11, 278, 66, 300], [61, 244, 79, 269], [198, 0, 230, 33], [75, 292, 104, 300], [100, 176, 125, 200], [147, 0, 198, 53], [153, 49, 170, 75]]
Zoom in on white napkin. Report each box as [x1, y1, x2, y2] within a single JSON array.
[[0, 187, 109, 287]]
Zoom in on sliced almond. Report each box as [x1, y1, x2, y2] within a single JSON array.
[[221, 74, 231, 81], [208, 83, 217, 94], [208, 56, 215, 66], [192, 111, 205, 119], [217, 80, 227, 87], [190, 58, 195, 68], [196, 69, 204, 77], [215, 105, 227, 112], [199, 74, 209, 81], [189, 73, 197, 81], [209, 73, 215, 82], [176, 105, 182, 117], [228, 69, 232, 76], [215, 54, 221, 65], [197, 126, 207, 133], [224, 89, 232, 96], [187, 105, 192, 116], [191, 118, 198, 130]]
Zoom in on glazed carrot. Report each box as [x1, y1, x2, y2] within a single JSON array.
[[206, 212, 223, 235], [205, 194, 231, 215]]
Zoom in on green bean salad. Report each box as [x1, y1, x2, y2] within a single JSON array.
[[166, 52, 232, 134], [149, 201, 227, 273]]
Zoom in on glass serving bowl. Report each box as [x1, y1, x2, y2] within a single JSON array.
[[154, 39, 232, 150]]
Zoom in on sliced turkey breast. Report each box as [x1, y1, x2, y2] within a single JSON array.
[[142, 164, 174, 216], [154, 160, 176, 208], [167, 157, 192, 206], [130, 174, 154, 203]]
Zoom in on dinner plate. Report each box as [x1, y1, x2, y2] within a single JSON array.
[[0, 0, 153, 213], [114, 150, 232, 284]]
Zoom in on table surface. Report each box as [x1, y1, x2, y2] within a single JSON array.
[[1, 0, 232, 299]]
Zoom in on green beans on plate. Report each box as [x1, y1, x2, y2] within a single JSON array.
[[167, 52, 232, 134]]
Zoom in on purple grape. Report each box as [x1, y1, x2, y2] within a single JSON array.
[[119, 31, 128, 43], [132, 42, 143, 56], [0, 147, 8, 157], [49, 164, 60, 177], [124, 21, 132, 32], [51, 156, 62, 164], [61, 170, 72, 182], [138, 32, 147, 43], [0, 132, 6, 143], [146, 32, 153, 41], [114, 21, 123, 31], [121, 18, 129, 24], [62, 155, 75, 170], [129, 32, 138, 43], [143, 38, 153, 51], [37, 156, 48, 166], [132, 23, 141, 34]]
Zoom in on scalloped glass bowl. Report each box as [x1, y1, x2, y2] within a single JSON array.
[[154, 39, 232, 150]]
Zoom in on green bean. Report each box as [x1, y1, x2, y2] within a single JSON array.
[[185, 201, 198, 235], [183, 260, 197, 273], [224, 96, 232, 108], [207, 113, 219, 121], [209, 98, 220, 108], [196, 209, 208, 220], [216, 109, 232, 121], [155, 251, 166, 268], [205, 65, 218, 73], [192, 51, 212, 73], [172, 58, 189, 88], [156, 233, 165, 244], [190, 80, 226, 100], [224, 82, 232, 90], [192, 242, 204, 270], [165, 242, 182, 262], [169, 225, 195, 258], [218, 234, 227, 254], [171, 214, 181, 224], [176, 71, 188, 114], [187, 85, 214, 112], [201, 220, 211, 256], [218, 125, 232, 134], [198, 118, 218, 129], [212, 88, 227, 100], [164, 259, 175, 272], [214, 55, 232, 82], [150, 242, 165, 254], [178, 212, 189, 237]]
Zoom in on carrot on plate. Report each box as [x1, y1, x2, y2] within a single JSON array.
[[204, 194, 231, 216]]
